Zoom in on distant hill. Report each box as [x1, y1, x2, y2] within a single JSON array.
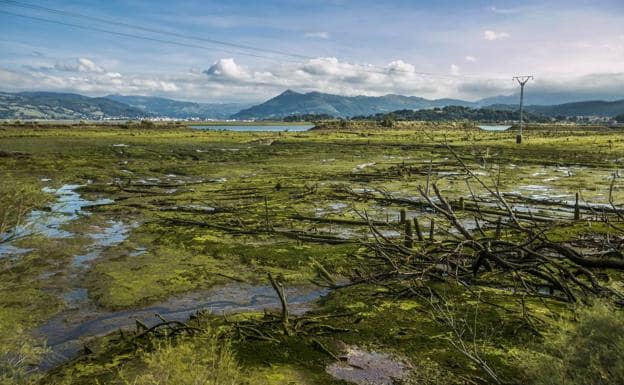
[[356, 105, 549, 123], [105, 94, 248, 120], [0, 92, 147, 120], [477, 91, 624, 107], [2, 90, 622, 121], [527, 100, 624, 117], [233, 90, 624, 120], [231, 90, 475, 120]]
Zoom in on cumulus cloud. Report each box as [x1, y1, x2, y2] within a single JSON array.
[[77, 58, 104, 73], [54, 57, 105, 73], [304, 31, 330, 39], [2, 55, 624, 104], [465, 55, 477, 63], [484, 30, 510, 41], [203, 58, 250, 81]]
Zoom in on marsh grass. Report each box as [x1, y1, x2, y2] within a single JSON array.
[[2, 123, 624, 384], [520, 301, 624, 385], [116, 331, 240, 385]]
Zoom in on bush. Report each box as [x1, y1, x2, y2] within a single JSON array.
[[0, 326, 46, 385], [522, 301, 624, 385], [117, 332, 240, 385], [139, 120, 156, 129]]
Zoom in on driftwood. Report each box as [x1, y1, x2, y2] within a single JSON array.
[[340, 144, 624, 306], [164, 217, 356, 244]]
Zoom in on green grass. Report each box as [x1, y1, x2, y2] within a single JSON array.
[[1, 122, 623, 384]]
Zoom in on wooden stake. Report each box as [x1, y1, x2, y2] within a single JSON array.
[[429, 218, 435, 241], [414, 217, 424, 241], [404, 220, 413, 248], [268, 273, 290, 335]]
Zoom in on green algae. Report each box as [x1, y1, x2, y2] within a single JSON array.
[[1, 123, 624, 384]]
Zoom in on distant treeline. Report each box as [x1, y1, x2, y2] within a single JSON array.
[[277, 106, 555, 123], [351, 106, 551, 123], [281, 114, 335, 122]]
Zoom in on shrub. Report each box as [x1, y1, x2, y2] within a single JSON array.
[[521, 301, 624, 385], [139, 120, 156, 129], [0, 326, 47, 385], [117, 332, 240, 385]]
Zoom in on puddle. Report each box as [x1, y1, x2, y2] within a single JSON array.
[[377, 230, 401, 238], [129, 247, 147, 257], [0, 185, 114, 258], [88, 220, 134, 248], [63, 288, 89, 309], [70, 221, 136, 268], [353, 162, 376, 172], [327, 346, 410, 385], [37, 283, 330, 368], [520, 185, 550, 192], [315, 202, 350, 217]]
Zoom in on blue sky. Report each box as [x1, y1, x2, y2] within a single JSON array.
[[1, 0, 623, 102]]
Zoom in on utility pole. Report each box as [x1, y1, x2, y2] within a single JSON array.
[[512, 75, 533, 144]]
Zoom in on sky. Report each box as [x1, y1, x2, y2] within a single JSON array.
[[1, 0, 623, 103]]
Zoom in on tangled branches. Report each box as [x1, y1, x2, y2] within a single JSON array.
[[229, 274, 350, 344], [348, 145, 624, 306]]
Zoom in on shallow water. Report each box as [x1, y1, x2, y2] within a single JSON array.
[[326, 346, 409, 385], [38, 283, 330, 368], [0, 184, 114, 258], [478, 125, 512, 131], [191, 124, 313, 132]]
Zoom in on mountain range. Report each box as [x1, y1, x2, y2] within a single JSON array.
[[235, 90, 624, 120], [0, 92, 147, 120], [105, 94, 248, 119], [231, 90, 474, 120], [0, 90, 622, 121]]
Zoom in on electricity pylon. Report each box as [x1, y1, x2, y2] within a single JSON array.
[[512, 75, 533, 144]]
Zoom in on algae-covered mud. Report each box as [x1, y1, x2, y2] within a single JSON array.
[[1, 122, 624, 385]]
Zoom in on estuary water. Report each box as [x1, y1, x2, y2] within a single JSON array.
[[191, 124, 314, 132], [478, 125, 512, 131]]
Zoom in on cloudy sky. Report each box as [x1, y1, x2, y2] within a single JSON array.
[[1, 0, 623, 103]]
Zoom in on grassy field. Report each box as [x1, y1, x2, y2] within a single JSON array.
[[1, 122, 623, 385]]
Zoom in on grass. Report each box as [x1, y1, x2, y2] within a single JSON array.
[[1, 122, 624, 384]]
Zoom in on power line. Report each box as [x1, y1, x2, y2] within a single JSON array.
[[0, 10, 293, 61], [0, 0, 315, 60], [0, 2, 510, 80]]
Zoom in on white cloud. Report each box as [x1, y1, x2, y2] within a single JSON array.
[[465, 55, 477, 63], [77, 58, 104, 73], [203, 58, 250, 81], [489, 6, 516, 15], [53, 57, 105, 73], [484, 30, 510, 41], [3, 55, 624, 104], [304, 31, 330, 39]]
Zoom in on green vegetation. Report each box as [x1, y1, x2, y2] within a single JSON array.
[[520, 301, 624, 385], [353, 105, 550, 122], [1, 122, 624, 384]]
